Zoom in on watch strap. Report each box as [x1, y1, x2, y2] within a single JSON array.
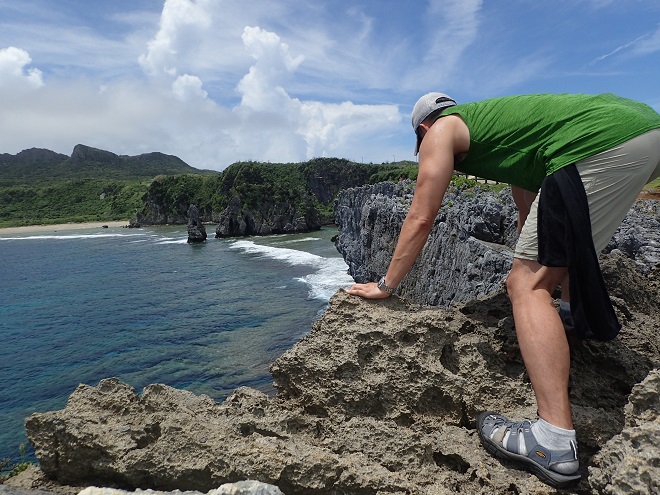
[[377, 276, 397, 294]]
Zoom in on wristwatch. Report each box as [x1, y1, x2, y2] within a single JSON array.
[[377, 276, 397, 294]]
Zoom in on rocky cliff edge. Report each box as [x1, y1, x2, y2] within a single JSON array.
[[12, 182, 660, 495], [18, 251, 660, 494]]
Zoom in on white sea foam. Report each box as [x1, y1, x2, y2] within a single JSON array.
[[0, 233, 144, 241], [296, 258, 355, 301], [154, 238, 190, 245], [229, 240, 323, 267], [229, 240, 354, 301], [277, 237, 322, 245]]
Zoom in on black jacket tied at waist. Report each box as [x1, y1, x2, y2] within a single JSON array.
[[537, 164, 621, 341]]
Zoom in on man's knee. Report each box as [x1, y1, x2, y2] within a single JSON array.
[[506, 259, 566, 302], [505, 263, 527, 301]]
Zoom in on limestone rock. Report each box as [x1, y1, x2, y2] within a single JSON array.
[[76, 481, 284, 495], [0, 486, 59, 495], [1, 475, 283, 495], [334, 181, 518, 308], [25, 251, 659, 494], [22, 181, 660, 494], [588, 369, 660, 494], [215, 197, 320, 238], [187, 204, 207, 243], [604, 199, 660, 275], [25, 380, 416, 493], [335, 182, 658, 308], [0, 463, 70, 495]]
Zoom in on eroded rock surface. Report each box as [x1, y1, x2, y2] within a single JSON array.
[[25, 252, 660, 495], [334, 182, 659, 308], [589, 370, 660, 495], [187, 204, 208, 243], [334, 181, 518, 308]]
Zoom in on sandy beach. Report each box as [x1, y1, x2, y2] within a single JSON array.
[[0, 220, 129, 235]]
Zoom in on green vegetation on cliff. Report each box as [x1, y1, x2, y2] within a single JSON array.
[[0, 145, 205, 185], [0, 145, 418, 228], [136, 158, 418, 225], [0, 179, 150, 227], [0, 144, 215, 227]]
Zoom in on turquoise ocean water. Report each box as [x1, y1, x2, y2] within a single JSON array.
[[0, 225, 354, 463]]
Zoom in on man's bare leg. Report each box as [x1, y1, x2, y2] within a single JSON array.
[[505, 258, 572, 428], [478, 254, 581, 485]]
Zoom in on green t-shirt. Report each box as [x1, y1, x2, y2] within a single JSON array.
[[442, 93, 660, 191]]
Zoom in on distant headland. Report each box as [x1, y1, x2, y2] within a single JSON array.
[[0, 144, 419, 233]]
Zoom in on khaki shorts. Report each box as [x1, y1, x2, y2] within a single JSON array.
[[515, 129, 660, 261]]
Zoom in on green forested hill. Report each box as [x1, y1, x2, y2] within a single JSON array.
[[135, 158, 420, 227], [0, 145, 418, 228], [0, 144, 208, 185], [0, 144, 213, 227]]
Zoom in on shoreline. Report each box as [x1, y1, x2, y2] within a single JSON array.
[[0, 193, 655, 237], [0, 221, 129, 235]]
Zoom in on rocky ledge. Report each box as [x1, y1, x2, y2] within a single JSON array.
[[18, 249, 660, 494], [13, 182, 660, 495]]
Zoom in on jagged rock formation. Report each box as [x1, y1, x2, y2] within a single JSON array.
[[335, 181, 518, 308], [19, 181, 659, 494], [604, 199, 660, 275], [335, 181, 659, 308], [24, 251, 659, 494], [135, 158, 384, 233], [588, 369, 660, 494], [215, 197, 320, 237], [135, 199, 192, 227], [135, 175, 215, 226], [213, 159, 380, 237], [187, 205, 208, 243]]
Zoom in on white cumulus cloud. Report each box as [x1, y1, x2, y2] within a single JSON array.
[[0, 2, 405, 169], [0, 46, 44, 89], [138, 0, 212, 78], [237, 26, 304, 110], [299, 100, 400, 159], [231, 26, 401, 162], [172, 74, 208, 101]]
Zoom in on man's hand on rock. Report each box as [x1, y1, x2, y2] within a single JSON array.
[[346, 282, 392, 299]]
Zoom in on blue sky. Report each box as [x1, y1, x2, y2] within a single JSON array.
[[1, 0, 659, 170]]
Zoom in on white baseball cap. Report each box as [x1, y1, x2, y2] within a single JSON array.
[[411, 92, 457, 155]]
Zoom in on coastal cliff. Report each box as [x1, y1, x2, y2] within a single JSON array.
[[212, 159, 391, 237], [133, 158, 400, 235], [20, 266, 660, 494], [334, 180, 519, 308], [334, 180, 659, 308], [14, 185, 660, 495]]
